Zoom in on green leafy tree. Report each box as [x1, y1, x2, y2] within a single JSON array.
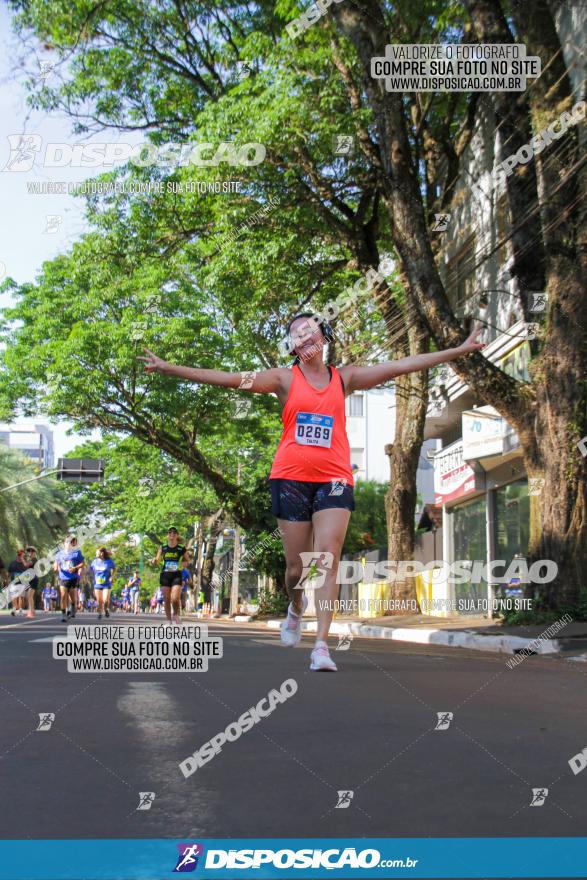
[[342, 480, 389, 556], [61, 435, 219, 545], [3, 0, 425, 610], [3, 0, 584, 611], [0, 446, 68, 563]]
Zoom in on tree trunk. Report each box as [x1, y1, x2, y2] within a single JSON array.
[[512, 274, 587, 607], [328, 0, 587, 609], [200, 511, 224, 605], [463, 0, 547, 306], [384, 320, 429, 611], [461, 0, 587, 605], [352, 234, 430, 614]]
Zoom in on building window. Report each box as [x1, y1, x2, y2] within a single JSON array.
[[447, 234, 477, 313], [495, 194, 512, 269], [23, 449, 42, 458], [495, 479, 529, 566], [499, 342, 531, 383], [350, 449, 364, 472], [348, 394, 364, 417], [447, 495, 487, 607]]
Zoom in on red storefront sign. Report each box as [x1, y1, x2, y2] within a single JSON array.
[[433, 439, 478, 505]]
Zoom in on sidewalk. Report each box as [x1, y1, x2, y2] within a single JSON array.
[[262, 612, 587, 656]]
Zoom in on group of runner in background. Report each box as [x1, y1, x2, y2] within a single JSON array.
[[1, 527, 203, 622]]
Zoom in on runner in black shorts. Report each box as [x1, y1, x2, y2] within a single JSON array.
[[270, 479, 355, 522], [140, 318, 484, 670], [151, 528, 188, 624], [54, 536, 85, 623]]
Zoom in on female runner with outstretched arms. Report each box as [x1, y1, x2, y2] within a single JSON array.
[[139, 315, 484, 671]]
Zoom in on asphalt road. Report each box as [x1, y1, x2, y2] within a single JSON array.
[[0, 613, 585, 849]]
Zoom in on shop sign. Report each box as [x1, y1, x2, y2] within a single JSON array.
[[462, 407, 503, 459], [434, 440, 479, 505]]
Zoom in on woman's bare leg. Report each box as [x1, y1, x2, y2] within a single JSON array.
[[163, 587, 172, 621], [277, 519, 313, 613], [310, 508, 351, 643]]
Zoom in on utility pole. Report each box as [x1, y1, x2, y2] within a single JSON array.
[[229, 462, 241, 616], [195, 518, 204, 594]]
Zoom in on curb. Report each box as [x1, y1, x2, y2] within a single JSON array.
[[265, 619, 561, 656]]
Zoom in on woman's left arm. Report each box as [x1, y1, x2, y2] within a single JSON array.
[[342, 325, 485, 393]]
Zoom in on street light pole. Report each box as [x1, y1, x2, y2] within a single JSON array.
[[0, 468, 59, 492], [195, 518, 204, 593], [139, 532, 144, 579]]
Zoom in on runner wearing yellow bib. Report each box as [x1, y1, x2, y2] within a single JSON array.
[[151, 528, 188, 624]]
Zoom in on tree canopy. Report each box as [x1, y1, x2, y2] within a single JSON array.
[[2, 0, 585, 607]]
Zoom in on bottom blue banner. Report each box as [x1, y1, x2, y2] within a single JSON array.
[[0, 837, 585, 879]]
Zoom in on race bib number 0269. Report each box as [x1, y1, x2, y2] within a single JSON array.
[[295, 412, 334, 448]]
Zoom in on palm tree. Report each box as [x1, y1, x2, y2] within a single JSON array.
[[0, 446, 68, 563]]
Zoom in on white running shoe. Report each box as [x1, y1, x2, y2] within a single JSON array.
[[172, 614, 181, 625], [280, 594, 308, 647], [310, 642, 337, 672]]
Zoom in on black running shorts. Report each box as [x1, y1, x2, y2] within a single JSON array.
[[59, 578, 79, 590], [159, 571, 182, 588], [270, 478, 355, 522]]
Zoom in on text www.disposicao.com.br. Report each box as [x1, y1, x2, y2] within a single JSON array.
[[70, 657, 202, 671]]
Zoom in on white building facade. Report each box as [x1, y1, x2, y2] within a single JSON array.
[[0, 421, 55, 470], [345, 387, 436, 512]]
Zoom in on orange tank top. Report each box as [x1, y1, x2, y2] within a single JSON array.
[[269, 364, 354, 485]]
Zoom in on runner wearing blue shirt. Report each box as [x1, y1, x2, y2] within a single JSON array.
[[127, 571, 141, 615], [42, 585, 52, 612], [155, 586, 165, 615], [54, 536, 84, 623], [91, 547, 116, 620], [181, 567, 191, 613]]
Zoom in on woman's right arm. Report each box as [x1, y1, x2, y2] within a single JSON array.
[[138, 349, 287, 394], [150, 546, 162, 566]]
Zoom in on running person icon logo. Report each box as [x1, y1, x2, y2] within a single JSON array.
[[173, 843, 204, 872], [37, 713, 55, 731], [296, 551, 334, 590], [530, 788, 549, 806], [136, 792, 156, 811], [335, 790, 354, 808], [432, 213, 451, 232], [529, 292, 548, 312], [435, 712, 453, 731]]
